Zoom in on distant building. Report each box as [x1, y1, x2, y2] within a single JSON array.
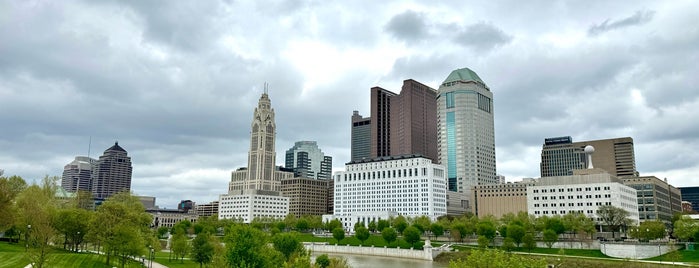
[[622, 176, 682, 224], [527, 169, 639, 225], [437, 67, 497, 208], [541, 136, 637, 178], [284, 141, 332, 180], [148, 208, 198, 229], [680, 187, 699, 213], [446, 191, 469, 216], [92, 142, 132, 200], [195, 201, 219, 217], [350, 111, 371, 161], [219, 91, 290, 223], [327, 154, 447, 230], [472, 180, 536, 218], [496, 174, 506, 184], [137, 196, 156, 209], [682, 201, 694, 213], [61, 156, 96, 193], [281, 177, 330, 217]]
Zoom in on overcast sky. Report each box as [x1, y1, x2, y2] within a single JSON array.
[[2, 1, 698, 208]]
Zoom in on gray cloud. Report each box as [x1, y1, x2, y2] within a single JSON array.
[[453, 22, 512, 51], [384, 10, 429, 42], [588, 10, 655, 36]]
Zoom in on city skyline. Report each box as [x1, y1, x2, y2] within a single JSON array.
[[1, 1, 698, 207]]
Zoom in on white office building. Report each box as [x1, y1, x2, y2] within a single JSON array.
[[527, 169, 639, 225], [218, 190, 289, 223], [326, 154, 447, 230]]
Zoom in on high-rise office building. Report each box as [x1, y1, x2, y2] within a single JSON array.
[[622, 176, 682, 224], [358, 80, 438, 162], [92, 142, 133, 200], [350, 111, 371, 161], [437, 68, 497, 202], [679, 186, 699, 212], [540, 136, 637, 178], [220, 90, 290, 223], [284, 141, 332, 180], [61, 156, 96, 193]]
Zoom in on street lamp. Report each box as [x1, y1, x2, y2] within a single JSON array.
[[25, 225, 31, 252], [148, 246, 154, 268], [76, 231, 81, 252]]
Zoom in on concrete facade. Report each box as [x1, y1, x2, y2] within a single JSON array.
[[622, 176, 682, 224], [281, 177, 330, 217], [471, 180, 536, 218], [218, 190, 289, 223], [304, 242, 435, 261], [350, 111, 371, 161], [61, 156, 95, 193], [541, 136, 637, 178], [195, 201, 219, 217]]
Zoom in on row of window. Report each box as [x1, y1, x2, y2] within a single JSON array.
[[533, 186, 610, 193]]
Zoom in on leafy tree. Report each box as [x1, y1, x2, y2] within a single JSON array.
[[381, 227, 397, 244], [191, 232, 214, 267], [0, 175, 26, 232], [15, 177, 58, 268], [377, 219, 390, 232], [325, 219, 341, 232], [543, 229, 558, 248], [403, 226, 421, 245], [451, 223, 468, 242], [501, 237, 515, 252], [596, 205, 632, 238], [54, 208, 91, 251], [412, 215, 431, 234], [225, 224, 282, 267], [355, 226, 370, 245], [272, 232, 303, 261], [296, 218, 309, 232], [367, 220, 377, 233], [449, 249, 547, 268], [284, 213, 297, 230], [157, 227, 169, 238], [171, 231, 190, 263], [506, 224, 525, 247], [629, 220, 666, 242], [522, 233, 536, 252], [477, 235, 490, 248], [431, 223, 444, 239], [173, 220, 193, 235], [544, 215, 566, 235], [353, 221, 364, 232], [315, 254, 330, 268], [393, 216, 408, 234], [332, 228, 345, 244], [91, 191, 152, 268], [476, 221, 497, 241], [673, 215, 699, 241]]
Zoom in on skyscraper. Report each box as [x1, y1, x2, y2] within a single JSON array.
[[437, 68, 497, 202], [92, 142, 132, 200], [61, 156, 96, 193], [350, 111, 371, 161], [220, 90, 290, 223], [540, 136, 637, 177], [284, 141, 332, 180], [357, 79, 438, 162]]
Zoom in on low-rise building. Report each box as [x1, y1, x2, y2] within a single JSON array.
[[472, 179, 536, 218], [218, 190, 289, 223], [195, 201, 219, 217], [281, 177, 330, 217], [622, 176, 682, 224]]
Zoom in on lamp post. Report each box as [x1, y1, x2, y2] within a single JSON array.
[[149, 246, 154, 268], [25, 224, 31, 252], [76, 231, 80, 252]]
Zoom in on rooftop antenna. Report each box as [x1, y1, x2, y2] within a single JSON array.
[[88, 136, 92, 159], [264, 82, 269, 94]]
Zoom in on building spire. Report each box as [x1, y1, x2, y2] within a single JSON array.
[[264, 82, 269, 94]]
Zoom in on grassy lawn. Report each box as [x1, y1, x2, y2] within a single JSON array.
[[154, 251, 199, 268], [0, 242, 142, 268], [646, 249, 699, 263]]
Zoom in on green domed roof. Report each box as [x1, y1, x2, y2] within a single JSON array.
[[442, 68, 485, 85]]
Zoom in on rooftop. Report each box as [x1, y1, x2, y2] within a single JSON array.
[[442, 67, 486, 85]]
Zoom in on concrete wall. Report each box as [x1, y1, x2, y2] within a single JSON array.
[[303, 243, 433, 261], [600, 243, 674, 259]]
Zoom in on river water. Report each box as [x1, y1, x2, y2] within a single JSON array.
[[312, 253, 447, 268]]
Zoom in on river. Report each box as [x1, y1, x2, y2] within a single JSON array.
[[312, 253, 447, 268]]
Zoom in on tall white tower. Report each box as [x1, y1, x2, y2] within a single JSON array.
[[584, 145, 595, 169], [246, 91, 277, 191], [437, 68, 496, 208]]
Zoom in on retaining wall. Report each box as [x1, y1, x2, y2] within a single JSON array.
[[303, 243, 433, 261], [600, 243, 675, 259]]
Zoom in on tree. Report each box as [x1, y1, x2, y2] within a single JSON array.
[[673, 215, 699, 241], [377, 219, 390, 232], [412, 215, 432, 234], [381, 227, 397, 244], [157, 227, 169, 238], [355, 227, 370, 245], [315, 254, 330, 268], [284, 213, 297, 231], [544, 216, 566, 235], [0, 175, 26, 232], [477, 235, 490, 248], [54, 208, 91, 251], [522, 233, 536, 252], [91, 191, 152, 268], [596, 205, 632, 238], [393, 216, 408, 234], [325, 219, 341, 232], [476, 221, 497, 241], [431, 223, 444, 239], [353, 221, 364, 232], [501, 237, 515, 252], [403, 226, 421, 245], [629, 220, 666, 242], [171, 231, 190, 263], [296, 218, 309, 232], [15, 177, 58, 268], [506, 224, 525, 247], [332, 228, 345, 244], [367, 220, 377, 233], [451, 223, 468, 242], [543, 229, 558, 248], [225, 224, 283, 267], [272, 232, 303, 261]]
